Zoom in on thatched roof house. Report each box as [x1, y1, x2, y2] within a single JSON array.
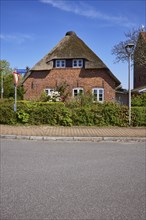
[[23, 31, 120, 101]]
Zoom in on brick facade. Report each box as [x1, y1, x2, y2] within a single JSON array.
[[23, 68, 116, 101], [23, 31, 120, 101], [134, 64, 146, 88], [134, 32, 146, 89]]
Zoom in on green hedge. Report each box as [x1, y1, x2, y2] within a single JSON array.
[[0, 99, 17, 124], [132, 107, 146, 126], [0, 100, 145, 126], [132, 93, 146, 106]]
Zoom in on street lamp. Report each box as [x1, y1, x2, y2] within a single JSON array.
[[125, 42, 134, 126], [0, 67, 4, 99]]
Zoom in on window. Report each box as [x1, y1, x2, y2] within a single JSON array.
[[72, 59, 83, 68], [92, 88, 104, 102], [55, 60, 66, 68], [73, 88, 84, 97], [45, 88, 54, 96]]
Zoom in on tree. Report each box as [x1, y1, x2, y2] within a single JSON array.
[[111, 27, 145, 64], [0, 60, 24, 99]]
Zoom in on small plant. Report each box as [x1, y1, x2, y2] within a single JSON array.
[[55, 81, 69, 101], [51, 91, 61, 102], [40, 91, 51, 102], [65, 92, 94, 108]]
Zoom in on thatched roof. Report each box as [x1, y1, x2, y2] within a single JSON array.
[[31, 31, 107, 70], [23, 31, 120, 86]]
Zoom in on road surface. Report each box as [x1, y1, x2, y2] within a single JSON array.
[[1, 140, 145, 220]]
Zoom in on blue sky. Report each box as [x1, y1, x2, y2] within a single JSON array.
[[1, 0, 146, 89]]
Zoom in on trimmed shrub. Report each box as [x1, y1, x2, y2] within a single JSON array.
[[101, 102, 128, 126], [71, 107, 94, 126], [0, 99, 17, 124], [0, 99, 145, 127], [131, 107, 146, 126], [70, 103, 129, 127], [132, 93, 146, 106]]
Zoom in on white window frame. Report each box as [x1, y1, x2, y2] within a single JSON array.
[[73, 88, 84, 97], [55, 60, 66, 68], [92, 88, 104, 102], [45, 88, 54, 96], [72, 59, 83, 68]]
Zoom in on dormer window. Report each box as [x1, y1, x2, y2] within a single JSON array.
[[72, 59, 83, 68], [55, 60, 66, 68]]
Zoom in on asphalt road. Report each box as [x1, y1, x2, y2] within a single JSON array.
[[1, 140, 145, 220]]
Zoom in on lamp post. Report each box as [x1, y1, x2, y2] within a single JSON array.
[[0, 67, 4, 99], [125, 43, 134, 126]]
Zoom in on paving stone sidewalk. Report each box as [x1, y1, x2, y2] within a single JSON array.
[[1, 125, 146, 139]]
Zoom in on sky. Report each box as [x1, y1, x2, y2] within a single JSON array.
[[0, 0, 146, 89]]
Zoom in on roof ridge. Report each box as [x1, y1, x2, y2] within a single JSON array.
[[26, 32, 120, 86], [31, 32, 108, 70]]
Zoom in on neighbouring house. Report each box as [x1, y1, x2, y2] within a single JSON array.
[[133, 31, 146, 94], [23, 31, 121, 102], [116, 31, 146, 105], [132, 85, 146, 94], [115, 87, 128, 105]]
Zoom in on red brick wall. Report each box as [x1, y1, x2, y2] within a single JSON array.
[[23, 68, 116, 101], [134, 64, 146, 88], [134, 33, 146, 88]]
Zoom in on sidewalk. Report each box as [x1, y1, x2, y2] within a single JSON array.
[[1, 125, 146, 141]]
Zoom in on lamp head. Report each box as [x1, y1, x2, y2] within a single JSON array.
[[125, 42, 135, 55]]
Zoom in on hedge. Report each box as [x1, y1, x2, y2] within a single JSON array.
[[132, 107, 146, 126], [0, 100, 145, 126]]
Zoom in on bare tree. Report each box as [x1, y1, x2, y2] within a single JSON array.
[[111, 27, 145, 64]]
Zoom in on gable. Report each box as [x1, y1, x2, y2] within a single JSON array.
[[141, 32, 146, 42], [31, 31, 107, 71], [135, 32, 146, 55], [134, 32, 146, 69], [23, 31, 120, 87]]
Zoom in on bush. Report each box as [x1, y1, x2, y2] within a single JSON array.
[[17, 110, 30, 123], [0, 99, 17, 124], [132, 93, 146, 106], [71, 107, 94, 126], [131, 93, 146, 126], [70, 103, 129, 127], [101, 102, 128, 126], [65, 93, 93, 108], [131, 107, 146, 126], [0, 99, 145, 127]]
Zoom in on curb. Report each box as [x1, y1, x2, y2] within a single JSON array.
[[1, 135, 146, 142]]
